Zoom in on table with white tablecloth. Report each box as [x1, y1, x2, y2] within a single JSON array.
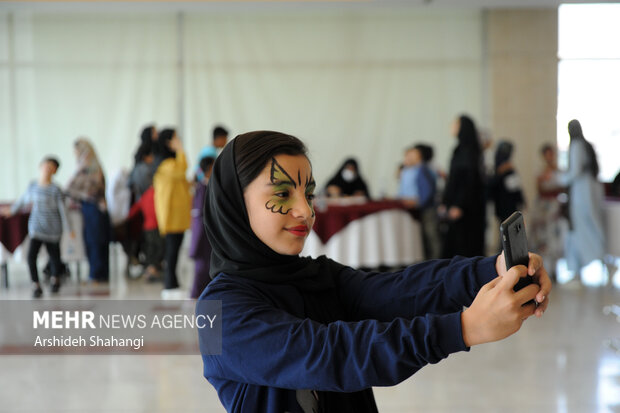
[[302, 204, 424, 269]]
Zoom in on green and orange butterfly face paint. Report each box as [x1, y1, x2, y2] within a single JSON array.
[[265, 157, 316, 217]]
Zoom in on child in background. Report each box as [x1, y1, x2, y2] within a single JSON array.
[[2, 156, 72, 297], [195, 125, 228, 181], [127, 186, 164, 282], [398, 144, 440, 259], [189, 156, 215, 299]]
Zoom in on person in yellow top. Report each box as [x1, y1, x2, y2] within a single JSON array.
[[153, 128, 191, 298]]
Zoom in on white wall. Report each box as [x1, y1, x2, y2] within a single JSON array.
[[487, 9, 558, 208], [0, 7, 484, 201]]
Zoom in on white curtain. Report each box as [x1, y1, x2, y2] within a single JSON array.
[[1, 12, 179, 200], [0, 7, 484, 201]]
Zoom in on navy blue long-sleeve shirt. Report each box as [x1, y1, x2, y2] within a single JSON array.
[[199, 255, 498, 412]]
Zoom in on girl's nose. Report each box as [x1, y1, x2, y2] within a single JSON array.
[[290, 195, 313, 220]]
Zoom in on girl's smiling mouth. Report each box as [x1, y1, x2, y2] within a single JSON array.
[[285, 225, 309, 237]]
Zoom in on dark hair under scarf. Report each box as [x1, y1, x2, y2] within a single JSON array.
[[202, 131, 378, 412], [568, 119, 599, 177]]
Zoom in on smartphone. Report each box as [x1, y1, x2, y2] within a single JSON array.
[[499, 211, 532, 293]]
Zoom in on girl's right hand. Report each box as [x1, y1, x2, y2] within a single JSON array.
[[460, 265, 540, 347]]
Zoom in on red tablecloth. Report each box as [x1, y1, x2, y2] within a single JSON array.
[[0, 207, 30, 254], [312, 200, 407, 244]]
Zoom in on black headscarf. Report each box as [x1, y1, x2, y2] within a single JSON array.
[[494, 140, 513, 169], [449, 115, 484, 179], [202, 133, 378, 412], [203, 135, 342, 288], [457, 115, 481, 153], [568, 119, 599, 177], [325, 158, 370, 198]]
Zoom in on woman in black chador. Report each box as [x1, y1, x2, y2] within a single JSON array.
[[440, 115, 486, 258], [325, 158, 370, 198]]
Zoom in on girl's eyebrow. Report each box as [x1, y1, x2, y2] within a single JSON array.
[[268, 179, 315, 189], [270, 158, 297, 188], [268, 180, 295, 187]]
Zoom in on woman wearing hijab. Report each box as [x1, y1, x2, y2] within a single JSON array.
[[325, 158, 370, 198], [198, 131, 551, 413], [558, 119, 605, 281], [66, 138, 110, 282], [488, 140, 526, 224], [153, 128, 191, 298], [439, 115, 486, 258]]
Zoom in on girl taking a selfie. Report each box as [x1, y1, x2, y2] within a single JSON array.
[[198, 131, 551, 413]]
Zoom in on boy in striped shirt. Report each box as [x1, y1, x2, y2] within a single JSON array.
[[3, 156, 72, 297]]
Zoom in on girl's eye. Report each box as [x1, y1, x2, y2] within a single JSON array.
[[306, 193, 315, 201], [275, 192, 288, 198]]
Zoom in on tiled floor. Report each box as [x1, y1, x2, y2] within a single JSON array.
[[1, 245, 619, 412]]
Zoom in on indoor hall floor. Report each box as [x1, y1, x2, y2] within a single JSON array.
[[0, 246, 619, 413]]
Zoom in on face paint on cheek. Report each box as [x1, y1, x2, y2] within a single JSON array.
[[265, 185, 293, 215]]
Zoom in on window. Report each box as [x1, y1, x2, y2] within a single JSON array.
[[558, 4, 620, 182]]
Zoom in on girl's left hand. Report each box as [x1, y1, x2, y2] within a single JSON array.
[[495, 251, 551, 317]]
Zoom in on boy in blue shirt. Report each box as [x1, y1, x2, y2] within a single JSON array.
[[398, 144, 440, 259]]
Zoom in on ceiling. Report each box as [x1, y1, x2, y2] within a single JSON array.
[[1, 0, 619, 13]]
